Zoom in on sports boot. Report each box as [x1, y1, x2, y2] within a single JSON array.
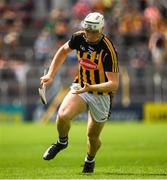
[[43, 141, 68, 160], [82, 161, 95, 173]]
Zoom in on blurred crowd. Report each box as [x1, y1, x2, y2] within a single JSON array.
[[0, 0, 167, 106]]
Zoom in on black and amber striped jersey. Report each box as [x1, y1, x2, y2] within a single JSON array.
[[68, 31, 119, 95]]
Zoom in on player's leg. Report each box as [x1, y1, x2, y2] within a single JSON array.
[[87, 112, 105, 156], [43, 92, 87, 160], [82, 112, 105, 173], [57, 92, 87, 138]]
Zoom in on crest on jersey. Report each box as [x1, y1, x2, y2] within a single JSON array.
[[79, 58, 98, 70], [80, 45, 85, 51]]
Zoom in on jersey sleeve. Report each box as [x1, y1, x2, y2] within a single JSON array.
[[68, 31, 84, 50], [68, 34, 77, 49], [68, 35, 75, 49], [103, 42, 119, 73]]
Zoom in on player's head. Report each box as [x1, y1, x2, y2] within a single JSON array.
[[81, 12, 104, 32], [81, 12, 104, 43]]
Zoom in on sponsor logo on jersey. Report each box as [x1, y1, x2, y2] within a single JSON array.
[[79, 58, 98, 70]]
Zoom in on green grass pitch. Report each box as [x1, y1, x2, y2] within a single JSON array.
[[0, 121, 167, 179]]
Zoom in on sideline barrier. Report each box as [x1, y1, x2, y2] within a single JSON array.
[[75, 104, 143, 121], [144, 103, 167, 122], [110, 104, 143, 121], [0, 104, 24, 122], [2, 102, 167, 122]]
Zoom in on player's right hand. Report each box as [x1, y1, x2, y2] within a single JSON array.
[[40, 74, 53, 87]]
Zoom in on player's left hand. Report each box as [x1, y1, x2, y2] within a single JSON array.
[[71, 83, 90, 94]]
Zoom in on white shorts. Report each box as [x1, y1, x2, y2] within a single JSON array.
[[78, 92, 113, 122]]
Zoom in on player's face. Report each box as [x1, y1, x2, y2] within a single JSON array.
[[84, 29, 102, 43]]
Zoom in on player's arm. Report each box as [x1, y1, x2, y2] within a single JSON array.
[[72, 72, 119, 94], [88, 40, 119, 93], [40, 42, 73, 86], [87, 72, 119, 93]]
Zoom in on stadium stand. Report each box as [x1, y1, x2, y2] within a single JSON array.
[[0, 0, 167, 121]]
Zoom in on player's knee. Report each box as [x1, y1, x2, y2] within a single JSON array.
[[57, 109, 71, 122]]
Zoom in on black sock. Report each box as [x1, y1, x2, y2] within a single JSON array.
[[58, 136, 68, 145], [85, 153, 95, 163]]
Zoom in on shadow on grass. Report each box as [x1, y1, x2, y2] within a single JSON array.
[[103, 172, 167, 177]]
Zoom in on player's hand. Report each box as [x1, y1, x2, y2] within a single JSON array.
[[71, 83, 90, 94], [40, 74, 53, 87]]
